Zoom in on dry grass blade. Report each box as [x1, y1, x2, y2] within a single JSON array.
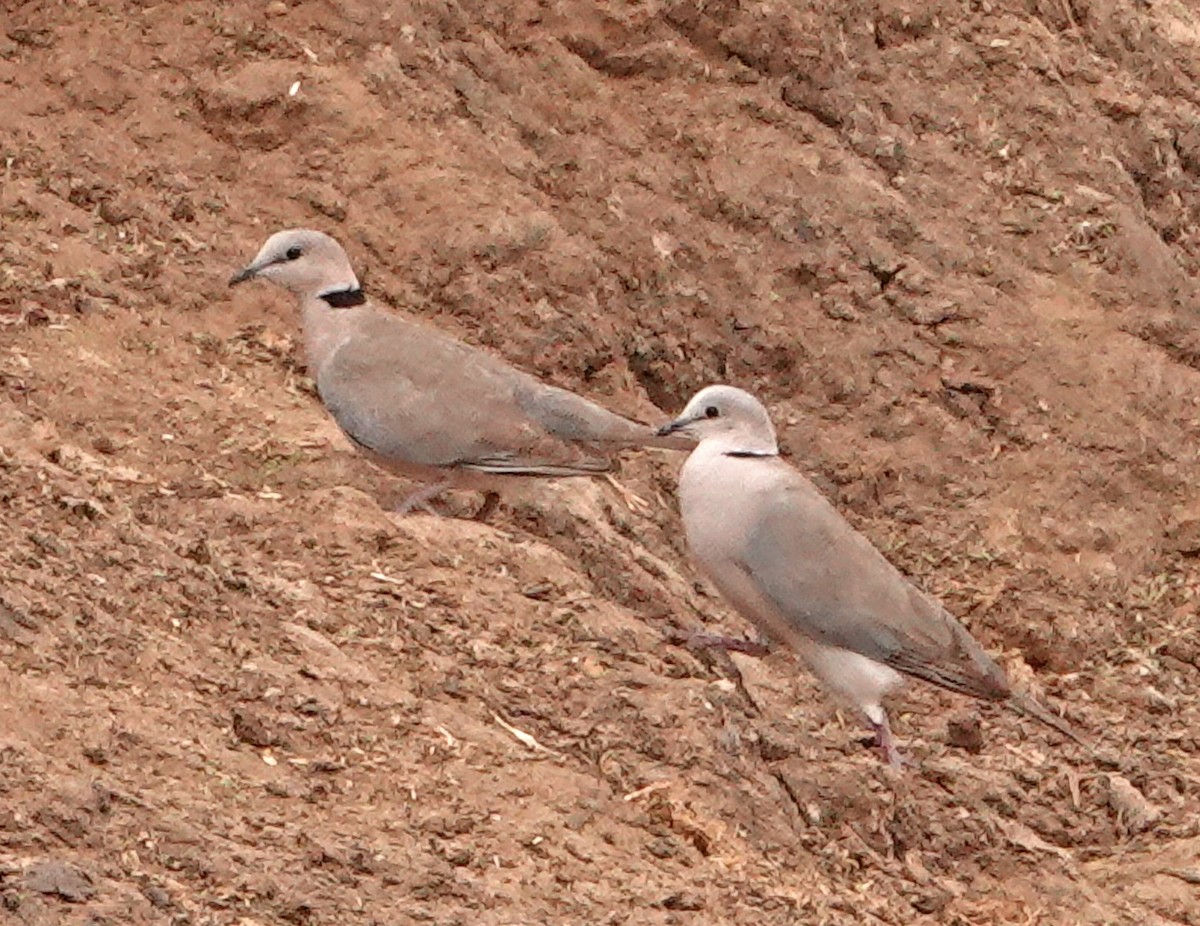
[[491, 711, 563, 759]]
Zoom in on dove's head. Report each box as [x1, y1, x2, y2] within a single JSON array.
[[229, 228, 360, 298], [657, 385, 779, 455]]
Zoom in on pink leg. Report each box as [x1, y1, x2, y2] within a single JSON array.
[[678, 631, 771, 658], [870, 712, 909, 769], [394, 481, 452, 516]]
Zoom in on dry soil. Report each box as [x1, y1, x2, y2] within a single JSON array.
[[3, 1, 1200, 924]]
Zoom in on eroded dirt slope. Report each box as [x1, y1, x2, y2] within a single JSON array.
[[3, 0, 1200, 923]]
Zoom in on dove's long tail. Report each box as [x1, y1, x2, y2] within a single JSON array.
[[1006, 691, 1092, 749]]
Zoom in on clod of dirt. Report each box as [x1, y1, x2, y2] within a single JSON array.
[[194, 60, 312, 152], [23, 860, 95, 903], [1106, 775, 1163, 835], [945, 714, 985, 754], [232, 707, 283, 748], [1164, 518, 1200, 557]]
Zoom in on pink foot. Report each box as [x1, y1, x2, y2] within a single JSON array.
[[675, 631, 771, 658], [870, 714, 910, 769], [394, 481, 451, 516], [474, 491, 501, 521]]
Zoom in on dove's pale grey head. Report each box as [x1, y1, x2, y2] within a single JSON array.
[[229, 228, 360, 297], [657, 385, 779, 455]]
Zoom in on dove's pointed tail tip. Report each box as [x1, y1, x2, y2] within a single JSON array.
[[1009, 691, 1101, 754]]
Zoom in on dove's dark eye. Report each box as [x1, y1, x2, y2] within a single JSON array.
[[705, 405, 720, 419], [285, 246, 303, 261]]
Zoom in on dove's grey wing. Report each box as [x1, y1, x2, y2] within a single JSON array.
[[314, 312, 643, 475], [513, 378, 688, 451], [735, 469, 1010, 702]]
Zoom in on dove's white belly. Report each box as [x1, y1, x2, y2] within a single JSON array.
[[802, 644, 903, 725]]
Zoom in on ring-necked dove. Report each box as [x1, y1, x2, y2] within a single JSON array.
[[229, 229, 686, 514], [657, 385, 1082, 766]]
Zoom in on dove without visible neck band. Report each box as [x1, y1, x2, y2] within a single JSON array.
[[229, 229, 686, 514], [657, 384, 1082, 766]]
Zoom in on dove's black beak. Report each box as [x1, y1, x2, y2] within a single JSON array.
[[228, 265, 258, 287], [655, 416, 694, 438]]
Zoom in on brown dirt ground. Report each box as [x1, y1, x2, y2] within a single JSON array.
[[3, 0, 1200, 923]]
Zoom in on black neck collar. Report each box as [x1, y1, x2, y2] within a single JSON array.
[[319, 288, 367, 308], [723, 450, 778, 458]]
